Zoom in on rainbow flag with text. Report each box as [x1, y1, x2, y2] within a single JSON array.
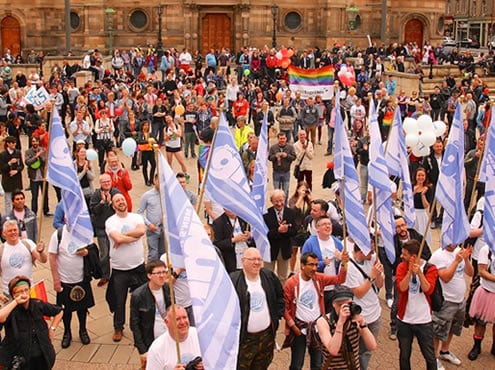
[[288, 65, 334, 99]]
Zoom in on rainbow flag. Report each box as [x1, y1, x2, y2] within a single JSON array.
[[30, 280, 48, 302], [288, 65, 334, 100]]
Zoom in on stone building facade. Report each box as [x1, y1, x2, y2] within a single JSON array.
[[1, 0, 447, 57]]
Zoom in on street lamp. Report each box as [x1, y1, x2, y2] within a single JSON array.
[[105, 7, 116, 55], [271, 4, 279, 48], [157, 4, 164, 61]]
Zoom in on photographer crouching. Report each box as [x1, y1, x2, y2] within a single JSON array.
[[317, 286, 377, 370]]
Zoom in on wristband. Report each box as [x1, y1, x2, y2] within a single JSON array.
[[359, 323, 368, 329]]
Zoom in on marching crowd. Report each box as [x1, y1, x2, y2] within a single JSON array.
[[0, 41, 493, 370]]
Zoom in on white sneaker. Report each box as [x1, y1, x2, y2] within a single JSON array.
[[440, 351, 462, 365], [386, 298, 393, 308], [436, 359, 445, 370]]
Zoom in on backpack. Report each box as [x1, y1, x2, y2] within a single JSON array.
[[423, 263, 444, 312]]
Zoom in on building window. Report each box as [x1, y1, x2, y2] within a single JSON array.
[[129, 9, 148, 31], [284, 11, 302, 32], [482, 0, 487, 15], [70, 11, 80, 31], [446, 0, 451, 14]]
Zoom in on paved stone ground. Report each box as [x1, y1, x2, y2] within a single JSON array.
[[3, 129, 493, 369]]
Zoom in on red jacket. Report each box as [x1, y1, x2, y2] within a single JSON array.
[[396, 261, 438, 320], [283, 269, 347, 335], [105, 168, 133, 211]]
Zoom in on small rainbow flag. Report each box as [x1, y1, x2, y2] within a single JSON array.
[[30, 280, 48, 302], [288, 65, 335, 100]]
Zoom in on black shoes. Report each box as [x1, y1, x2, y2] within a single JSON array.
[[468, 344, 481, 361], [61, 332, 72, 348], [79, 330, 90, 345]]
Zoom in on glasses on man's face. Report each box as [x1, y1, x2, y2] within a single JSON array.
[[14, 197, 24, 201], [244, 257, 262, 263], [317, 222, 332, 227], [304, 263, 318, 267], [151, 270, 167, 276]]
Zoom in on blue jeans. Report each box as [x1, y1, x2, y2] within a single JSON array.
[[397, 320, 436, 370], [272, 171, 290, 202], [290, 333, 322, 370], [359, 318, 381, 370], [146, 228, 165, 261]]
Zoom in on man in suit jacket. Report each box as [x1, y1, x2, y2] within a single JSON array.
[[0, 136, 24, 215], [263, 189, 297, 284], [212, 209, 253, 273]]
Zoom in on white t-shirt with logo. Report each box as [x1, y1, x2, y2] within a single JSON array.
[[478, 244, 495, 293], [246, 277, 270, 333], [47, 227, 84, 284], [319, 237, 338, 291], [106, 213, 145, 270], [402, 261, 432, 324], [295, 276, 320, 323], [429, 247, 466, 303], [345, 255, 381, 324], [1, 239, 36, 293]]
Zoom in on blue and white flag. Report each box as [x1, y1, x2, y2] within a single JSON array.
[[46, 109, 93, 252], [205, 113, 271, 261], [368, 101, 396, 263], [158, 152, 241, 369], [385, 109, 415, 227], [481, 107, 495, 254], [24, 86, 50, 110], [333, 97, 371, 254], [435, 104, 470, 248]]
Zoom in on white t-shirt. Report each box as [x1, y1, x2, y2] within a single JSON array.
[[345, 255, 381, 324], [106, 213, 145, 270], [146, 327, 201, 370], [1, 239, 36, 293], [246, 277, 270, 333], [48, 227, 84, 284], [402, 261, 432, 324], [470, 209, 485, 260], [478, 244, 495, 293], [174, 270, 192, 308], [232, 218, 247, 269], [319, 237, 337, 291], [429, 247, 466, 303], [295, 275, 320, 323], [151, 288, 168, 338]]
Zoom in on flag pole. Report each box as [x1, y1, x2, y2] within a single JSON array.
[[466, 141, 486, 219], [37, 100, 56, 244], [418, 198, 437, 259], [154, 146, 181, 364], [335, 81, 348, 269], [195, 112, 221, 215]]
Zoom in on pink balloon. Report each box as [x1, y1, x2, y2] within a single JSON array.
[[275, 51, 283, 60]]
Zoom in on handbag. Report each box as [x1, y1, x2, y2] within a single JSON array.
[[293, 152, 306, 179]]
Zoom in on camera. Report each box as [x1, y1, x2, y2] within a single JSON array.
[[347, 302, 362, 316], [11, 355, 26, 370], [304, 190, 310, 194], [185, 356, 202, 370]]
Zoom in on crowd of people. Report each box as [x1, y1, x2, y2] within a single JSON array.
[[0, 40, 493, 370]]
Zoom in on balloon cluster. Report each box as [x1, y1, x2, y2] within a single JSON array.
[[337, 64, 356, 87], [275, 48, 293, 69], [403, 115, 446, 157]]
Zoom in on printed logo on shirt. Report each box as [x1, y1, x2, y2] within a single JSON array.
[[455, 262, 464, 277], [299, 289, 316, 309], [409, 275, 420, 294], [250, 291, 265, 312], [121, 225, 131, 233], [9, 253, 26, 269]]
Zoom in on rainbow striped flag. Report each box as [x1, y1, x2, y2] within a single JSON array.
[[30, 280, 48, 302], [288, 65, 334, 100]]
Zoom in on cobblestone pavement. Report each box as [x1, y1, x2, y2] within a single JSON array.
[[3, 132, 493, 369]]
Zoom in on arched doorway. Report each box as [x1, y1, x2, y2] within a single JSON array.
[[404, 19, 424, 47], [201, 14, 231, 54], [1, 16, 21, 57]]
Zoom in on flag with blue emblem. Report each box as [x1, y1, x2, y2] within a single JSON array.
[[333, 96, 371, 254], [385, 109, 415, 227], [368, 101, 396, 263], [435, 104, 470, 248], [205, 113, 270, 261], [481, 107, 495, 254], [46, 109, 93, 252], [158, 151, 241, 369], [250, 114, 270, 261]]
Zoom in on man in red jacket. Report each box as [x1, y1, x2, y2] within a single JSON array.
[[283, 251, 348, 370], [396, 239, 438, 370]]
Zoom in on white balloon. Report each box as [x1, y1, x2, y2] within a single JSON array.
[[403, 117, 418, 135], [417, 114, 434, 133], [419, 131, 437, 147], [86, 148, 98, 161], [433, 120, 447, 137], [412, 143, 430, 157], [405, 133, 419, 147]]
